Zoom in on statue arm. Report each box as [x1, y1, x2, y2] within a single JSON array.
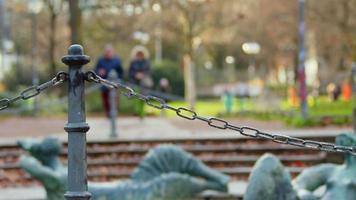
[[19, 156, 61, 189], [293, 164, 336, 199]]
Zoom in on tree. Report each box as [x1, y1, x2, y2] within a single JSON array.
[[67, 0, 82, 44], [171, 0, 210, 109], [44, 0, 63, 76]]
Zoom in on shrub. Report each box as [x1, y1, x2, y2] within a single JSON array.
[[151, 59, 184, 96]]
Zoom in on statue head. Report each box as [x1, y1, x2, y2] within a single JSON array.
[[18, 137, 62, 166], [336, 133, 356, 147], [244, 153, 297, 200]]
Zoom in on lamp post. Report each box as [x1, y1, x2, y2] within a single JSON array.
[[242, 42, 260, 80], [352, 63, 356, 132], [298, 0, 307, 118], [0, 0, 5, 71], [152, 3, 162, 63], [28, 0, 43, 114], [108, 71, 118, 138]]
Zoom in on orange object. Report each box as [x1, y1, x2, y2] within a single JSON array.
[[288, 87, 299, 107], [341, 82, 352, 101]]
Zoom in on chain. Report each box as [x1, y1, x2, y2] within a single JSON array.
[[0, 72, 68, 111], [85, 71, 356, 156]]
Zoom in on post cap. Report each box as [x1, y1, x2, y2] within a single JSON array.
[[68, 44, 84, 55], [61, 44, 90, 66]]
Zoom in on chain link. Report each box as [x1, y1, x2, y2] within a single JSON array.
[[0, 72, 68, 111], [84, 71, 356, 156]]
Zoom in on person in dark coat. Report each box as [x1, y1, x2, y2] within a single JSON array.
[[95, 44, 124, 117], [128, 49, 151, 87], [128, 46, 152, 118]]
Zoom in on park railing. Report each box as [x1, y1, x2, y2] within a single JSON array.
[[0, 44, 355, 200]]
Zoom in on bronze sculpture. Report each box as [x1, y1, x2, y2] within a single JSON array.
[[18, 137, 229, 200], [244, 133, 356, 200]]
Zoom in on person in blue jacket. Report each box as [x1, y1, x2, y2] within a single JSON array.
[[95, 44, 124, 117]]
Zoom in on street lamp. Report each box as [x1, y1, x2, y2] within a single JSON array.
[[28, 0, 43, 14], [225, 56, 235, 65], [28, 0, 43, 114], [133, 31, 150, 44], [242, 42, 260, 79], [152, 3, 162, 63], [152, 3, 161, 12]]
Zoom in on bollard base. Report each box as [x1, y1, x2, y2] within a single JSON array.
[[64, 122, 90, 133], [353, 108, 356, 133], [64, 191, 91, 200]]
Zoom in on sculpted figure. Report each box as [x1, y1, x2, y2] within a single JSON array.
[[244, 133, 356, 200], [18, 137, 229, 200]]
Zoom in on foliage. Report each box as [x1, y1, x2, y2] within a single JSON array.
[[86, 90, 143, 116], [2, 62, 48, 92], [151, 59, 184, 96]]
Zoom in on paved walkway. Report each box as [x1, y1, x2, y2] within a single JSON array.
[[0, 181, 248, 200], [0, 181, 326, 200], [0, 116, 352, 144]]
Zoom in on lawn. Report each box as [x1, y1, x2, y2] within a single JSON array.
[[145, 98, 256, 117], [147, 96, 354, 117], [146, 96, 355, 127]]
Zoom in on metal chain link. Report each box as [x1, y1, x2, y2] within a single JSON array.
[[85, 71, 356, 156], [0, 71, 68, 111]]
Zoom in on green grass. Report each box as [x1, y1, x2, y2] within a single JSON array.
[[145, 98, 256, 117], [308, 97, 354, 116], [146, 96, 354, 127], [15, 92, 352, 127], [281, 96, 354, 116], [148, 96, 354, 117]]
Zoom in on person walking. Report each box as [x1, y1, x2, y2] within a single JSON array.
[[128, 46, 152, 118], [95, 44, 124, 117]]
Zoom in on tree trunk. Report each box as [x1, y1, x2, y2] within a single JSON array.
[[180, 5, 197, 110], [183, 54, 196, 110], [68, 0, 82, 44], [49, 12, 57, 76]]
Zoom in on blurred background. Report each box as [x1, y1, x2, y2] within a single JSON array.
[[0, 0, 355, 127], [0, 1, 355, 199]]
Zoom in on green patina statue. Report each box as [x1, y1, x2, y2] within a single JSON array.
[[18, 138, 229, 200], [244, 133, 356, 200]]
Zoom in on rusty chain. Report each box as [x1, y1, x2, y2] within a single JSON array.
[[84, 70, 356, 156], [0, 71, 68, 111]]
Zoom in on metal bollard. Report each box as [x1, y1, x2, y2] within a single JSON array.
[[108, 71, 118, 138], [62, 44, 91, 200]]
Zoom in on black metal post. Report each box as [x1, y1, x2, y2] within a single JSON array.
[[109, 71, 118, 138], [62, 44, 91, 200]]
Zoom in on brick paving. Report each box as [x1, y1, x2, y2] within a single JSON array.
[[0, 116, 352, 144]]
